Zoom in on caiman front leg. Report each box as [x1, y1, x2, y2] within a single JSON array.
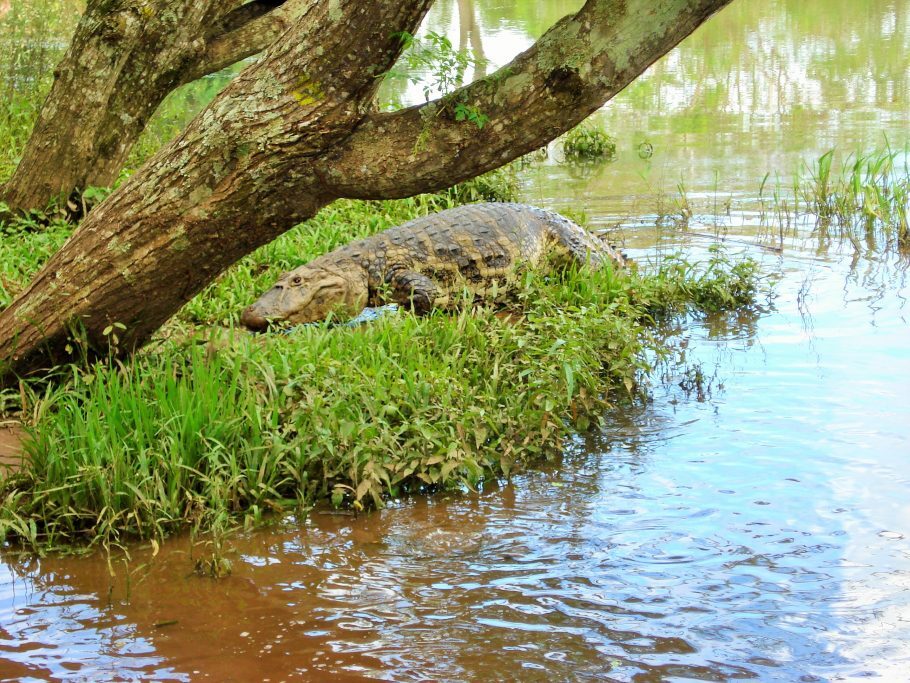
[[386, 269, 438, 314]]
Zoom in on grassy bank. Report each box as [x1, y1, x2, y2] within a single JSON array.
[[0, 191, 762, 551], [0, 10, 763, 553]]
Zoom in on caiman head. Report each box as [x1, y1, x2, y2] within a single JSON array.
[[241, 265, 368, 331]]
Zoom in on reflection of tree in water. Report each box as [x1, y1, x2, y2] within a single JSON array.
[[621, 0, 910, 119], [457, 0, 486, 78]]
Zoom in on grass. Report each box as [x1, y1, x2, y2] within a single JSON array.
[[560, 119, 617, 162], [0, 220, 71, 308], [0, 191, 763, 551], [750, 143, 909, 253], [794, 144, 910, 251]]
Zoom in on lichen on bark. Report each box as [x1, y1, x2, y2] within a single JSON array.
[[0, 0, 310, 217]]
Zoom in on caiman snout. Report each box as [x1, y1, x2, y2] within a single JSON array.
[[240, 305, 270, 331]]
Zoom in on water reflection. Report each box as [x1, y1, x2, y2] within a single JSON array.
[[520, 0, 910, 218], [457, 0, 486, 79]]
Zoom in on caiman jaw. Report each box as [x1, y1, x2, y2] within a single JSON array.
[[240, 304, 271, 331]]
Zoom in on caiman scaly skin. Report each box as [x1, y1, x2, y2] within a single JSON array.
[[241, 202, 624, 330]]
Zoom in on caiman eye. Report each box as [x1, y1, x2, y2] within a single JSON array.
[[291, 276, 302, 285]]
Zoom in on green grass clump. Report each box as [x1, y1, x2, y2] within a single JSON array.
[[800, 145, 910, 250], [442, 163, 521, 204], [0, 219, 71, 306], [756, 143, 910, 253], [637, 245, 764, 314], [561, 120, 617, 161], [0, 196, 763, 550]]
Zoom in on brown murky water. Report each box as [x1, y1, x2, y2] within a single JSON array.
[[3, 0, 910, 681]]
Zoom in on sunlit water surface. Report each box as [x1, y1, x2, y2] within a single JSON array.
[[2, 0, 910, 680]]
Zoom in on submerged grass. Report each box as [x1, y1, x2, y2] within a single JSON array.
[[750, 143, 909, 254], [560, 120, 617, 162], [0, 193, 763, 550]]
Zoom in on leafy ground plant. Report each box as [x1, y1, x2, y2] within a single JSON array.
[[0, 196, 764, 551]]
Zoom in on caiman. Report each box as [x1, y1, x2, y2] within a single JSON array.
[[240, 202, 624, 330]]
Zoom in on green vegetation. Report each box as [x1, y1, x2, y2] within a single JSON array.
[[384, 29, 488, 129], [663, 143, 909, 256], [743, 144, 910, 254], [791, 145, 909, 251], [560, 120, 617, 161], [0, 190, 762, 551], [0, 220, 71, 307], [0, 0, 81, 179]]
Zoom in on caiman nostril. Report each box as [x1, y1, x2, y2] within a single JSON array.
[[240, 305, 270, 331]]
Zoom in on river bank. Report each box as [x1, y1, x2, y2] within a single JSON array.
[[0, 191, 763, 552], [2, 0, 909, 679]]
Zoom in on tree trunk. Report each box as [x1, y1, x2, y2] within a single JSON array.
[[0, 0, 731, 387], [0, 0, 304, 215]]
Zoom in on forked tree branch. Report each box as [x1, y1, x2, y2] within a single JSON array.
[[186, 0, 307, 84], [319, 0, 733, 199]]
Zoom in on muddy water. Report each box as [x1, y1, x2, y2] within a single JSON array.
[[3, 0, 910, 681]]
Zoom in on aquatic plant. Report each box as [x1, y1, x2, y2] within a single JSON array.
[[798, 145, 910, 251], [748, 144, 910, 254], [561, 120, 617, 161]]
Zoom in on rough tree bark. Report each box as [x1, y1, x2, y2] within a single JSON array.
[[0, 0, 307, 215], [0, 0, 732, 387]]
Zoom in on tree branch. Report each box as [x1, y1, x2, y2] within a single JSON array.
[[317, 0, 733, 199], [184, 0, 309, 84], [208, 0, 287, 38]]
